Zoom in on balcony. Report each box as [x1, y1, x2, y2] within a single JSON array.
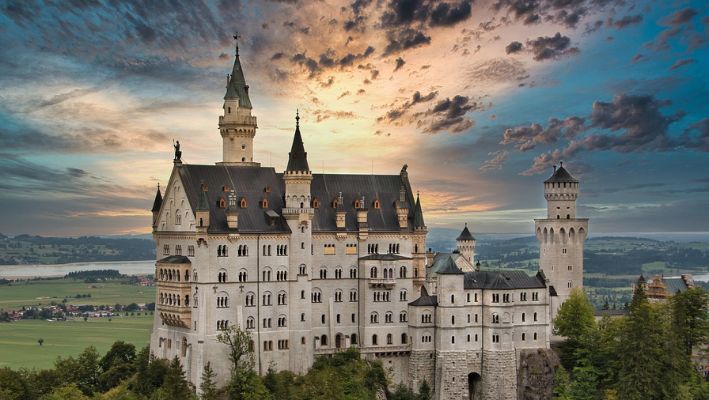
[[369, 278, 396, 288], [157, 306, 191, 328]]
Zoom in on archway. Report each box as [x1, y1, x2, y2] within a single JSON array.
[[335, 333, 343, 349], [468, 373, 482, 400]]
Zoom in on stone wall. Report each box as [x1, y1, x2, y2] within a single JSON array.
[[409, 350, 436, 394], [517, 348, 559, 400], [435, 351, 468, 400], [481, 350, 517, 400]]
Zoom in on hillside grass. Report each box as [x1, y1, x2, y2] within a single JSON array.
[[0, 316, 153, 369], [0, 278, 155, 310]]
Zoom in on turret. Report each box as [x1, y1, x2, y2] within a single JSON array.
[[456, 223, 475, 263], [413, 192, 426, 231], [218, 37, 259, 166], [151, 183, 162, 229], [282, 111, 314, 225]]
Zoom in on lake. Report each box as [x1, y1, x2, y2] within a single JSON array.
[[0, 260, 155, 279]]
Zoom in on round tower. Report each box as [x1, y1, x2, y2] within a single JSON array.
[[535, 162, 588, 321]]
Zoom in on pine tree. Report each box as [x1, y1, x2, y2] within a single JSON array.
[[200, 362, 218, 400], [417, 379, 432, 400], [553, 288, 597, 369], [552, 367, 572, 400], [158, 357, 193, 400]]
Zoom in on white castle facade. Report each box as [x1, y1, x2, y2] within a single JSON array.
[[149, 46, 588, 400]]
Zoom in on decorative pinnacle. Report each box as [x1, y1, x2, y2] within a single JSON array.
[[296, 109, 300, 128], [233, 33, 240, 56], [560, 161, 563, 167]]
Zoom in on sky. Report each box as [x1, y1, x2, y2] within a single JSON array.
[[0, 0, 707, 236]]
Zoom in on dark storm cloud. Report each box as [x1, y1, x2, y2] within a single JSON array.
[[511, 94, 694, 175], [505, 41, 523, 54], [429, 1, 473, 27], [526, 33, 579, 61]]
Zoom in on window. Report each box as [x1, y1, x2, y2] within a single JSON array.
[[467, 293, 470, 302], [372, 335, 378, 346], [474, 293, 479, 302], [278, 316, 287, 327], [401, 333, 408, 344], [300, 290, 305, 299], [492, 314, 500, 324], [451, 294, 455, 304], [188, 245, 194, 257], [370, 312, 379, 323], [263, 341, 273, 351], [319, 269, 327, 279], [323, 244, 336, 255], [451, 336, 455, 344], [492, 334, 500, 343], [262, 318, 271, 328], [534, 332, 538, 340], [385, 312, 393, 323], [451, 315, 455, 325], [492, 293, 500, 303], [217, 295, 229, 308], [399, 312, 407, 322], [350, 268, 357, 278], [568, 265, 572, 271], [520, 292, 527, 301], [245, 293, 255, 307], [534, 312, 538, 322], [350, 289, 358, 302], [532, 292, 539, 301], [568, 281, 572, 288], [503, 293, 510, 303], [336, 314, 341, 323], [218, 270, 227, 283], [175, 212, 181, 225], [387, 334, 393, 345], [239, 198, 247, 208], [400, 289, 407, 301], [246, 317, 255, 329], [217, 245, 228, 257], [522, 333, 526, 341], [522, 313, 526, 322], [335, 268, 342, 279], [321, 315, 326, 324], [238, 269, 247, 282], [345, 243, 357, 255], [238, 245, 248, 257], [262, 292, 272, 306], [301, 313, 305, 321], [370, 267, 377, 278], [163, 244, 169, 255], [262, 269, 272, 281], [299, 264, 307, 275], [334, 290, 342, 302], [277, 340, 289, 350], [422, 313, 432, 323], [278, 291, 287, 305], [351, 333, 358, 345], [277, 270, 287, 281], [311, 289, 322, 303]]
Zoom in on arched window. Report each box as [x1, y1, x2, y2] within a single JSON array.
[[372, 334, 378, 346], [320, 335, 328, 346], [401, 333, 408, 344], [370, 267, 377, 278], [399, 266, 407, 278], [370, 312, 379, 324], [387, 333, 393, 345], [245, 292, 255, 307]]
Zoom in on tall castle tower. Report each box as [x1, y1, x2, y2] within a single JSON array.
[[535, 163, 588, 320], [218, 39, 259, 166]]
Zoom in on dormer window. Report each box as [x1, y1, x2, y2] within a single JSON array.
[[222, 185, 230, 192], [239, 198, 248, 208], [217, 197, 226, 209], [260, 198, 269, 209], [332, 199, 338, 208], [312, 198, 320, 208], [354, 200, 362, 209], [264, 186, 272, 193], [373, 199, 381, 209]]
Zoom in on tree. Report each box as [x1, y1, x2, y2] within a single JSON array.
[[39, 383, 89, 400], [671, 287, 709, 356], [569, 359, 599, 400], [38, 338, 44, 346], [200, 362, 218, 400], [417, 380, 432, 400], [55, 346, 101, 396], [216, 325, 254, 373], [553, 288, 596, 369], [552, 367, 572, 400], [155, 357, 195, 400]]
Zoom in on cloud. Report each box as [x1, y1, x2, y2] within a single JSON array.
[[512, 94, 690, 175], [466, 58, 526, 83], [664, 8, 697, 25], [609, 14, 643, 29], [526, 33, 579, 61], [492, 0, 622, 28], [311, 109, 358, 122], [669, 58, 696, 71], [380, 0, 473, 28], [383, 28, 432, 56], [378, 90, 438, 122], [505, 41, 523, 54], [429, 1, 473, 27], [418, 95, 477, 134], [480, 150, 509, 171], [394, 57, 406, 72]]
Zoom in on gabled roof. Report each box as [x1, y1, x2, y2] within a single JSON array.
[[457, 223, 474, 241], [544, 164, 578, 183], [174, 164, 417, 233], [151, 185, 163, 212], [463, 270, 546, 290], [156, 255, 191, 264], [224, 52, 252, 108], [286, 115, 310, 173], [409, 286, 438, 306], [431, 255, 464, 275]]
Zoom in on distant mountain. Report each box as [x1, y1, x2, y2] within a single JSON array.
[[0, 234, 155, 265]]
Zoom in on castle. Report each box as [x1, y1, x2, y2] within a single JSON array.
[[149, 44, 588, 400]]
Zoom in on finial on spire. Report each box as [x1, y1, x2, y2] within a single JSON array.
[[233, 33, 241, 56], [560, 161, 563, 167], [296, 109, 300, 128]]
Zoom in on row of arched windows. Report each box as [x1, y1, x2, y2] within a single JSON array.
[[369, 266, 408, 279], [217, 245, 228, 257], [370, 311, 407, 324], [158, 268, 189, 282], [159, 292, 188, 307], [276, 245, 288, 256]]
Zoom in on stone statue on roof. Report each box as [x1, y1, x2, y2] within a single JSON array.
[[173, 140, 182, 162]]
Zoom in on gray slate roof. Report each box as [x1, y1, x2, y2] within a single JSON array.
[[151, 186, 163, 212], [175, 164, 417, 233], [286, 118, 310, 172], [663, 278, 690, 294], [544, 164, 578, 183], [457, 224, 474, 241], [157, 255, 191, 264], [224, 53, 252, 108], [431, 255, 464, 275], [463, 270, 546, 290], [409, 286, 438, 306]]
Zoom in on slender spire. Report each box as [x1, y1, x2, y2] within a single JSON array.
[[286, 110, 310, 172], [413, 192, 425, 229], [151, 183, 163, 212], [224, 34, 252, 108]]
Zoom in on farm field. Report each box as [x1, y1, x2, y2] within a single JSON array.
[[0, 316, 153, 369], [0, 278, 155, 310]]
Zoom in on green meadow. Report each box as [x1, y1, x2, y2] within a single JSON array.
[[0, 278, 155, 310], [0, 316, 153, 369]]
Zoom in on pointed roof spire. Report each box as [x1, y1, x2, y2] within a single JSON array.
[[224, 34, 252, 108], [151, 183, 163, 212], [286, 110, 310, 173], [457, 223, 475, 241], [413, 191, 425, 229], [196, 182, 209, 212], [545, 161, 578, 183]]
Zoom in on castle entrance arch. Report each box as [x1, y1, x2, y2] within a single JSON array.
[[468, 372, 482, 400]]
